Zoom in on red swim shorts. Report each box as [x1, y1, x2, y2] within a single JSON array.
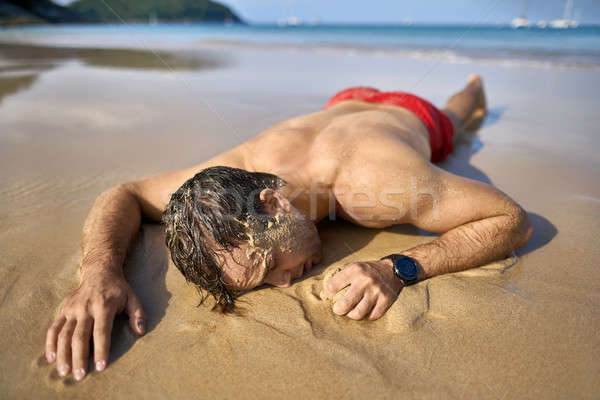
[[324, 87, 455, 163]]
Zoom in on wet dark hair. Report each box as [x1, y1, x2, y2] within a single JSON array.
[[162, 166, 286, 312]]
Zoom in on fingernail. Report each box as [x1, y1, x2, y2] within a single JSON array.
[[73, 368, 85, 381], [58, 364, 69, 377], [137, 319, 145, 333], [95, 360, 106, 372], [333, 302, 347, 315], [46, 352, 56, 363]]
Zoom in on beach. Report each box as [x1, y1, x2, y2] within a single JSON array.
[[0, 31, 599, 399]]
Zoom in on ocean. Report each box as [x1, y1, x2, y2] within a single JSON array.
[[1, 23, 600, 69]]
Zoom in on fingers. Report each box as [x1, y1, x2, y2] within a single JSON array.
[[71, 317, 93, 381], [56, 319, 76, 377], [44, 278, 142, 381], [46, 315, 66, 364], [324, 267, 353, 299], [346, 295, 376, 320], [333, 285, 364, 316], [368, 299, 391, 321], [126, 291, 146, 336], [92, 309, 115, 372]]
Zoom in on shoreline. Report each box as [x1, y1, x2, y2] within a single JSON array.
[[2, 38, 599, 72]]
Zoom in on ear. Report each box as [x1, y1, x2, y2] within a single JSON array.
[[259, 188, 291, 215]]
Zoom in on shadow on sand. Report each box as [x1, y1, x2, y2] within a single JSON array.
[[105, 224, 171, 368], [441, 112, 557, 256], [519, 212, 558, 255]]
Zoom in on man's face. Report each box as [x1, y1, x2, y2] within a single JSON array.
[[219, 208, 322, 291]]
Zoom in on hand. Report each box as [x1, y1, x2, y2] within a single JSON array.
[[45, 272, 146, 381], [323, 259, 403, 320]]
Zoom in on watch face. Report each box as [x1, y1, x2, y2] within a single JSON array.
[[392, 255, 418, 281], [399, 260, 418, 280]]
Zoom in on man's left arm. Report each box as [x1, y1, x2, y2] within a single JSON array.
[[324, 166, 533, 320]]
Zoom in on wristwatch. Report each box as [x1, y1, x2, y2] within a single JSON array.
[[381, 254, 420, 286]]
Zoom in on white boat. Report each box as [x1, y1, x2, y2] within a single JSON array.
[[550, 0, 578, 28], [511, 17, 531, 28], [536, 20, 548, 28], [277, 16, 302, 27], [550, 19, 578, 28]]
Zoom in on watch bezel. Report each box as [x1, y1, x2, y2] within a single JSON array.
[[382, 254, 419, 285]]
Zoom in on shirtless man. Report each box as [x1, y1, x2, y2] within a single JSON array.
[[45, 75, 533, 381]]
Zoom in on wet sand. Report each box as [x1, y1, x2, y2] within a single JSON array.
[[0, 41, 599, 399]]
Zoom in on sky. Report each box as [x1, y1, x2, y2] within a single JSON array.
[[54, 0, 600, 25]]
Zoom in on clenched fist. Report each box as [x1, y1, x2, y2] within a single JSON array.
[[322, 259, 403, 320]]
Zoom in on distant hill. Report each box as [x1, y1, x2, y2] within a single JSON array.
[[0, 0, 243, 26], [0, 0, 85, 25], [69, 0, 243, 23]]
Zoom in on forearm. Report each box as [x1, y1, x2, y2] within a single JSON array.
[[404, 208, 532, 280], [80, 184, 142, 282]]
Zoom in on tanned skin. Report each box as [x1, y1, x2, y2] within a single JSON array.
[[45, 75, 533, 381]]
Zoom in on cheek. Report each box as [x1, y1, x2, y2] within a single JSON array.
[[279, 251, 305, 269], [224, 263, 261, 290]]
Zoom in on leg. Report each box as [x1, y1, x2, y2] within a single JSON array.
[[443, 74, 487, 142]]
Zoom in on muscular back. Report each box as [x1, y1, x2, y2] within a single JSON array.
[[240, 101, 436, 225], [244, 100, 432, 175]]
